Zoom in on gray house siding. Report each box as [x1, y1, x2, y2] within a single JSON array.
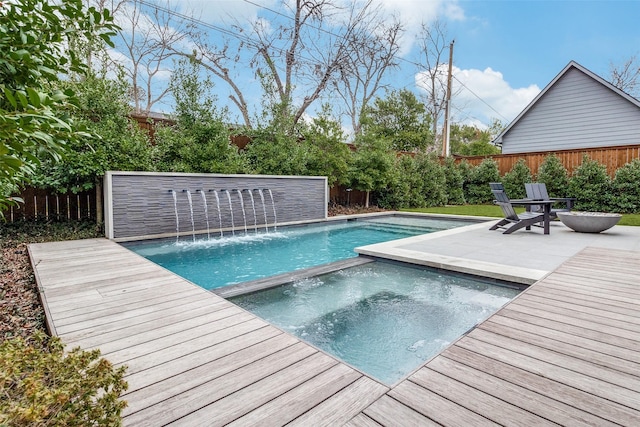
[[499, 63, 640, 154]]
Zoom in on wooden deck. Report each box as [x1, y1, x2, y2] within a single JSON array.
[[30, 239, 640, 425]]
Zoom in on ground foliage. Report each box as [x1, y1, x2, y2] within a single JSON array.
[[0, 221, 130, 426]]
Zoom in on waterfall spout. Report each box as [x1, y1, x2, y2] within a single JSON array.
[[170, 190, 179, 242], [221, 189, 235, 236], [266, 188, 278, 231], [210, 190, 224, 238], [184, 190, 196, 242], [197, 189, 210, 240], [244, 189, 258, 233], [236, 189, 248, 235], [257, 189, 269, 233]]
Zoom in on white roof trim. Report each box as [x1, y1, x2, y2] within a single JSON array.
[[493, 60, 640, 144]]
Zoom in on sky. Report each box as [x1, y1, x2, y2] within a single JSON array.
[[125, 0, 640, 131]]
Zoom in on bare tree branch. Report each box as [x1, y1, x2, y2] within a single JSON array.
[[416, 20, 450, 145], [609, 54, 640, 98]]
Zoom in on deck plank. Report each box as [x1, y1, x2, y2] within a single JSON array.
[[287, 377, 388, 427], [362, 395, 440, 427], [30, 239, 640, 426]]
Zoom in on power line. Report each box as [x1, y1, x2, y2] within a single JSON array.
[[452, 75, 510, 122], [134, 0, 508, 124]]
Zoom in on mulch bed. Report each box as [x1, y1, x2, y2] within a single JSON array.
[[0, 241, 45, 341]]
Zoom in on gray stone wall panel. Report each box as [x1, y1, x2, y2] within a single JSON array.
[[106, 172, 327, 240]]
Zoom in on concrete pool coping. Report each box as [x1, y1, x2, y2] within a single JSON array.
[[356, 212, 640, 285]]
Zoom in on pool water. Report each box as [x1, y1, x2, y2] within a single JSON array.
[[124, 216, 468, 290], [231, 262, 521, 384]]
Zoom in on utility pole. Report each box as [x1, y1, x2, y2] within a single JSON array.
[[442, 40, 455, 157]]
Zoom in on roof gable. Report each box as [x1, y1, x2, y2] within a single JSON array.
[[494, 60, 640, 146]]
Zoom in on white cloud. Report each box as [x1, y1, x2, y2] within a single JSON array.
[[378, 0, 465, 54], [451, 66, 539, 127]]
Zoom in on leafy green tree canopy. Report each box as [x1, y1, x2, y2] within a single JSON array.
[[449, 124, 501, 156], [360, 89, 433, 152], [0, 0, 117, 210], [152, 58, 248, 174], [302, 105, 352, 187], [33, 75, 153, 194], [348, 134, 396, 207]]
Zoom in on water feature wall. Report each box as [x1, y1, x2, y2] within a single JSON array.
[[104, 171, 328, 241]]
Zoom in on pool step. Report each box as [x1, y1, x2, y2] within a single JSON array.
[[213, 256, 376, 299]]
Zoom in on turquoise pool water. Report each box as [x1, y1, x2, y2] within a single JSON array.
[[124, 216, 469, 290], [231, 262, 521, 384]]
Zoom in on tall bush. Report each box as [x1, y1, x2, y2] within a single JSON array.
[[612, 158, 640, 213], [442, 157, 465, 205], [416, 154, 447, 207], [152, 59, 248, 174], [302, 105, 352, 187], [348, 134, 396, 207], [33, 75, 153, 194], [501, 159, 532, 199], [464, 159, 500, 204], [536, 154, 569, 197], [377, 155, 423, 209], [568, 155, 612, 211]]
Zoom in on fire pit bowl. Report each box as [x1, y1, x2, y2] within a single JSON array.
[[557, 211, 622, 233]]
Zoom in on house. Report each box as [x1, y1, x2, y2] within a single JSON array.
[[494, 60, 640, 154]]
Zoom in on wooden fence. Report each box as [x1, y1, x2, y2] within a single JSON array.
[[6, 145, 640, 222], [454, 144, 640, 177], [5, 188, 97, 223]]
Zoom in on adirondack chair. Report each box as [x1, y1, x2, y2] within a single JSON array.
[[489, 183, 547, 234], [524, 183, 574, 219]]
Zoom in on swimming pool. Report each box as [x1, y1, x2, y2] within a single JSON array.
[[124, 215, 471, 290], [231, 261, 521, 384]]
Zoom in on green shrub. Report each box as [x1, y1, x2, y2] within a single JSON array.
[[377, 155, 423, 209], [612, 158, 640, 213], [442, 157, 465, 205], [464, 159, 500, 204], [501, 159, 532, 199], [0, 333, 128, 426], [416, 154, 447, 207], [568, 155, 612, 211], [536, 154, 569, 197]]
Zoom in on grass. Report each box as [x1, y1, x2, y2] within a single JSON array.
[[402, 205, 640, 226]]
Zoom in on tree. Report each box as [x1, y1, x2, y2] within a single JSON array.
[[152, 58, 247, 174], [0, 0, 117, 214], [148, 0, 394, 134], [449, 123, 500, 156], [302, 105, 352, 187], [348, 134, 395, 207], [609, 54, 640, 98], [360, 89, 433, 152], [32, 74, 153, 224], [332, 14, 403, 136], [415, 20, 451, 148], [111, 0, 182, 113]]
